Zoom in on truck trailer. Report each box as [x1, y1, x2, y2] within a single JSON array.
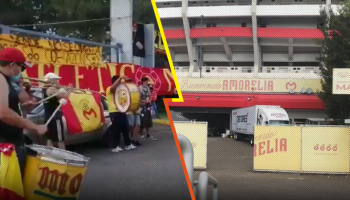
[[230, 105, 290, 146]]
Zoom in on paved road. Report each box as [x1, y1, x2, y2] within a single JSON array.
[[194, 137, 350, 200], [70, 124, 191, 200]]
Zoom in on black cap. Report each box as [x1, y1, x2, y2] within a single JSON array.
[[141, 77, 149, 82], [112, 75, 119, 83]]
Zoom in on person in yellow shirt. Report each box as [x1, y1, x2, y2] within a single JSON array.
[[106, 75, 137, 153]]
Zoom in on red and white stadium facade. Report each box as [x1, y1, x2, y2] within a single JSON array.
[[156, 0, 341, 126]]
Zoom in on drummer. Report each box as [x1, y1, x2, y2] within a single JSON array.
[[139, 77, 157, 141], [42, 72, 71, 150], [0, 47, 47, 175], [106, 75, 137, 153]]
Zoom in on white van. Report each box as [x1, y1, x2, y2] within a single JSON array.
[[231, 105, 289, 146]]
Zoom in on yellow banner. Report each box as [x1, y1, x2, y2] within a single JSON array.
[[301, 127, 350, 173], [0, 148, 25, 199], [174, 121, 208, 169], [332, 68, 350, 94], [24, 156, 86, 200], [178, 78, 322, 93], [154, 30, 164, 51], [0, 34, 103, 66], [69, 92, 104, 132], [254, 126, 302, 171]]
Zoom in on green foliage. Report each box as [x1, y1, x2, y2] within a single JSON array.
[[0, 0, 157, 42], [133, 0, 158, 30], [318, 1, 350, 123]]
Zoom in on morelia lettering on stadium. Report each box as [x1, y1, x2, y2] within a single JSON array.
[[336, 84, 350, 91], [180, 79, 274, 91], [254, 138, 287, 157], [223, 80, 274, 91]]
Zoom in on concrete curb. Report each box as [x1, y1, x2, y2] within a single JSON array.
[[153, 119, 170, 125]]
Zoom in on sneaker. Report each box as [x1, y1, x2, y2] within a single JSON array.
[[133, 141, 142, 146], [147, 135, 157, 141], [111, 146, 123, 153], [141, 135, 146, 140], [125, 144, 137, 150]]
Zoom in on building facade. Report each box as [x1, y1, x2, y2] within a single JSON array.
[[156, 0, 341, 132]]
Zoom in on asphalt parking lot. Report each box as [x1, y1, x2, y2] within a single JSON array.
[[70, 124, 191, 200], [194, 137, 350, 200]]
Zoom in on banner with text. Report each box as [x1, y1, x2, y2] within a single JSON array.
[[254, 126, 302, 172], [0, 34, 175, 96], [21, 63, 176, 96], [0, 34, 103, 67], [301, 127, 350, 173], [178, 78, 322, 93], [332, 68, 350, 94], [254, 126, 350, 174], [173, 121, 208, 169]]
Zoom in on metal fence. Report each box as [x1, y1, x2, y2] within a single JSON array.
[[177, 133, 219, 200]]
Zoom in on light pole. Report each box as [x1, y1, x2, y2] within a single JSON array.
[[199, 15, 204, 78]]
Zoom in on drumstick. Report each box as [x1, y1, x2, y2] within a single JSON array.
[[45, 99, 67, 126], [35, 88, 67, 105]]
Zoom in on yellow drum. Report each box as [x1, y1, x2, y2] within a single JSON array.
[[114, 83, 141, 113], [23, 145, 90, 200]]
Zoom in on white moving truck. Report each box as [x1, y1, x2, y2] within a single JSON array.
[[230, 105, 290, 146]]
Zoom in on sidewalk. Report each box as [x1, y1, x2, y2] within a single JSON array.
[[152, 111, 170, 125]]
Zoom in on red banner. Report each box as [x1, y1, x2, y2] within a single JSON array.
[[23, 63, 176, 96]]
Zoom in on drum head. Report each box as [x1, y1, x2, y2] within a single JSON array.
[[26, 144, 89, 166], [115, 84, 131, 113]]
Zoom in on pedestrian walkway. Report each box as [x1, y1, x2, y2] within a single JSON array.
[[74, 124, 190, 200]]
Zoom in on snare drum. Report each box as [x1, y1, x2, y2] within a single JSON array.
[[114, 83, 141, 113], [23, 145, 89, 200]]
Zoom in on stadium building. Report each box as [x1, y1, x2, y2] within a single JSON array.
[[156, 0, 341, 133]]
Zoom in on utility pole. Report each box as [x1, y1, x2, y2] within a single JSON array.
[[199, 15, 204, 78]]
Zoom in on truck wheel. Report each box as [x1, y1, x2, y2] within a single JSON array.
[[234, 133, 242, 141], [250, 135, 254, 146], [233, 133, 238, 140]]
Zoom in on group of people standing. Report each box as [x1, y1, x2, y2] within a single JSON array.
[[0, 47, 161, 180], [106, 76, 158, 153]]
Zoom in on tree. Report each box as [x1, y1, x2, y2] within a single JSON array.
[[133, 0, 158, 30], [318, 1, 350, 124], [0, 0, 158, 42]]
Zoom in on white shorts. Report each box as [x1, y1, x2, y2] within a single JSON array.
[[128, 114, 141, 127]]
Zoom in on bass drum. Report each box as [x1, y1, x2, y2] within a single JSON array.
[[114, 83, 141, 113], [23, 144, 90, 200]]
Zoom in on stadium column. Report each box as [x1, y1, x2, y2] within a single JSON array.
[[110, 0, 133, 63], [182, 0, 195, 77], [251, 0, 261, 76], [194, 41, 200, 72], [220, 37, 234, 66], [169, 48, 176, 63], [288, 39, 294, 65], [325, 0, 331, 21]]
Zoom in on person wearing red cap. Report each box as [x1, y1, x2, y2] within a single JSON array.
[[0, 47, 47, 176]]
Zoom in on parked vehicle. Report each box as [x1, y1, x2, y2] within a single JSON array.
[[23, 88, 112, 146], [230, 105, 290, 146]]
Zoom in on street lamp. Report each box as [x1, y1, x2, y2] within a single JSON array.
[[199, 15, 204, 78]]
